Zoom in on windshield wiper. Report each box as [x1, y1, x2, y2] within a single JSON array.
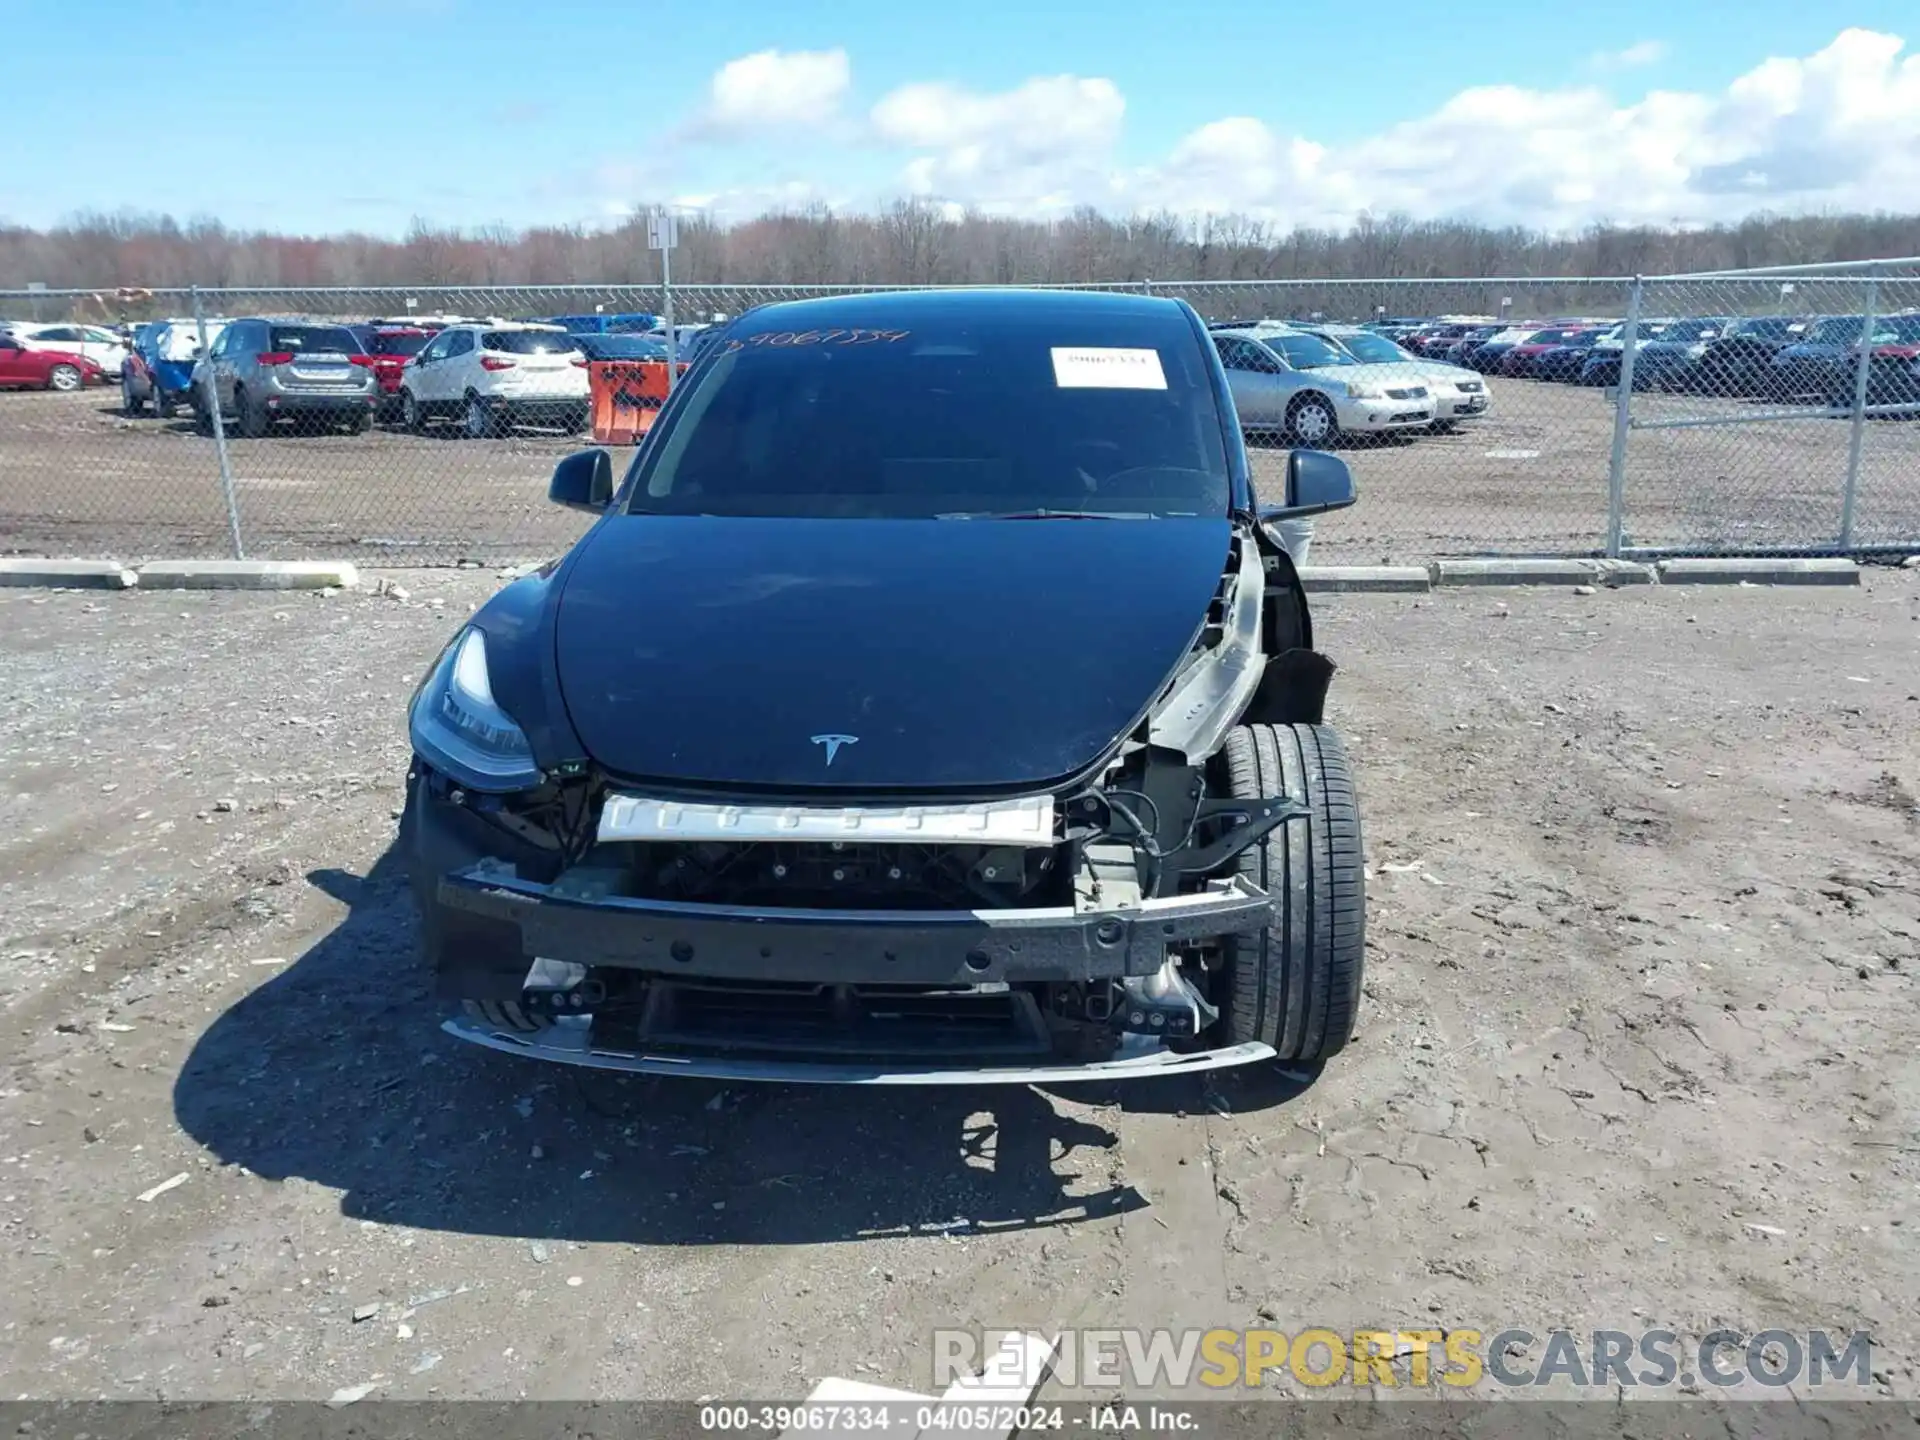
[[937, 509, 1155, 520]]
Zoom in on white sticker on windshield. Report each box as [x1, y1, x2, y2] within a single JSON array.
[[1051, 347, 1167, 390]]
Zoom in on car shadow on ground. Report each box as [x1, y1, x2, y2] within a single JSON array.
[[169, 838, 1224, 1247]]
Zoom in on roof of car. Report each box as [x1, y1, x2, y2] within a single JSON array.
[[729, 287, 1194, 333]]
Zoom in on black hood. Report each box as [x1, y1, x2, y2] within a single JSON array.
[[552, 515, 1232, 793]]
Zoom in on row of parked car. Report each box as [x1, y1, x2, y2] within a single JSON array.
[[1201, 318, 1493, 445], [1376, 313, 1920, 406], [0, 321, 132, 391], [113, 312, 722, 437]]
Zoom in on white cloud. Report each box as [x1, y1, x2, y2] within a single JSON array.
[[1591, 40, 1667, 71], [697, 48, 850, 136], [870, 76, 1124, 210], [849, 28, 1920, 231]]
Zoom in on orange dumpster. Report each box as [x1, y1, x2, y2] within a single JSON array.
[[588, 360, 687, 446]]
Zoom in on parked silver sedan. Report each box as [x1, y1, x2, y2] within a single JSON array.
[[1210, 327, 1436, 445], [1297, 323, 1491, 431]]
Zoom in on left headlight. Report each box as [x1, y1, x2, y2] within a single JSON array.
[[1342, 381, 1382, 400], [408, 627, 544, 792]]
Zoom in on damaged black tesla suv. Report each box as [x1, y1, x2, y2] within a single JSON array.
[[404, 288, 1364, 1084]]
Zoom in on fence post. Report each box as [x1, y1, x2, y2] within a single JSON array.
[[1142, 277, 1154, 296], [660, 249, 677, 394], [191, 286, 245, 561], [1838, 275, 1877, 551], [1604, 275, 1644, 558]]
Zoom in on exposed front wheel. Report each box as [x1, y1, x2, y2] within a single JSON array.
[[401, 389, 425, 432], [1284, 394, 1339, 448], [48, 364, 83, 393], [1215, 723, 1365, 1065]]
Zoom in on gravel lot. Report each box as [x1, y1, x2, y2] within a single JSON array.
[[4, 381, 1917, 563], [3, 571, 1916, 1405]]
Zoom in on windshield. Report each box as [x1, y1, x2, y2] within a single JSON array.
[[369, 331, 431, 356], [1868, 315, 1920, 344], [1331, 332, 1407, 364], [625, 313, 1230, 519], [1268, 332, 1357, 369], [1657, 318, 1725, 342], [269, 325, 358, 354], [483, 329, 581, 355], [1809, 316, 1866, 344], [579, 334, 669, 360], [1730, 317, 1802, 340]]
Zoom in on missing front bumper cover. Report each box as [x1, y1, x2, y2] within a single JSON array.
[[436, 863, 1275, 986]]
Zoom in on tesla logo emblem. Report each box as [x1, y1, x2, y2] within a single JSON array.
[[811, 733, 859, 765]]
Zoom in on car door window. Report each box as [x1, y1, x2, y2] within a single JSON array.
[[40, 327, 80, 343], [1215, 338, 1275, 373], [418, 332, 451, 365], [1242, 341, 1287, 374], [446, 330, 474, 359]]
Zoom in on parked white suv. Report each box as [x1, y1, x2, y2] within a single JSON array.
[[11, 323, 130, 376], [398, 322, 589, 437]]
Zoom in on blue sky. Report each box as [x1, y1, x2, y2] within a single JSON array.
[[6, 0, 1919, 235]]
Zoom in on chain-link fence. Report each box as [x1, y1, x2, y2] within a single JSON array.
[[2, 268, 1916, 565]]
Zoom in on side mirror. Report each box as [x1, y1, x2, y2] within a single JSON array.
[[549, 448, 614, 514], [1260, 449, 1356, 521]]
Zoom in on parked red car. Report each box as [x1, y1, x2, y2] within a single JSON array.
[[1501, 325, 1607, 378], [0, 333, 104, 391], [358, 326, 436, 414]]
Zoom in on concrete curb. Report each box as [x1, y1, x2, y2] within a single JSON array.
[[134, 560, 361, 591], [1655, 558, 1860, 586], [0, 559, 139, 589], [1298, 565, 1431, 593], [1593, 559, 1655, 586], [1430, 558, 1609, 586]]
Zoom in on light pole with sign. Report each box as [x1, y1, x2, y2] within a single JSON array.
[[649, 207, 680, 388]]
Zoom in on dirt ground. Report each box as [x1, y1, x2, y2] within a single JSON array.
[[1, 569, 1916, 1407], [3, 380, 1917, 563]]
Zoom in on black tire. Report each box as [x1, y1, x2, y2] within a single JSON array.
[[464, 393, 499, 439], [462, 999, 549, 1034], [48, 363, 83, 393], [193, 399, 213, 436], [401, 388, 425, 433], [346, 408, 372, 434], [1284, 393, 1339, 448], [155, 391, 177, 420], [1215, 723, 1365, 1064], [122, 375, 145, 416], [235, 386, 268, 438]]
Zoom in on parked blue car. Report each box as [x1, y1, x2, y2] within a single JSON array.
[[1765, 315, 1867, 402], [541, 313, 660, 335], [123, 318, 225, 418]]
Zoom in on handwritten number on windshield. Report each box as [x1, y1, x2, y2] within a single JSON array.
[[725, 329, 911, 352]]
